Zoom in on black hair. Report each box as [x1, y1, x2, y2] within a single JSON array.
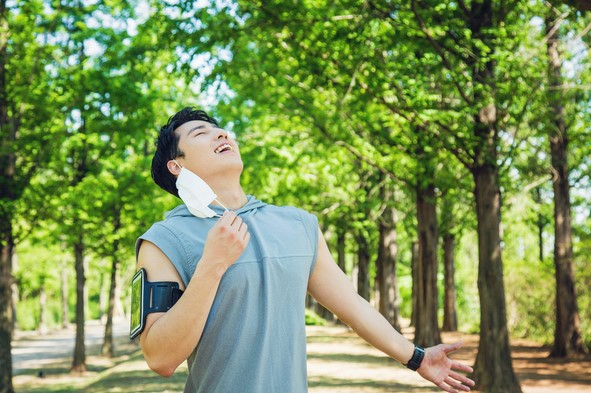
[[151, 107, 220, 197]]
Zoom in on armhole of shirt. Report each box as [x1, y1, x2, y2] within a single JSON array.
[[135, 223, 192, 287], [298, 209, 319, 276]]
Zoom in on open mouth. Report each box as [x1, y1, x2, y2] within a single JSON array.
[[214, 143, 233, 154]]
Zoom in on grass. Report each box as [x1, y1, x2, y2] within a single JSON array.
[[14, 337, 189, 393], [14, 324, 591, 393]]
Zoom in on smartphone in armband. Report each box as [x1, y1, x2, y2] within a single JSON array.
[[130, 269, 146, 340], [129, 268, 183, 340]]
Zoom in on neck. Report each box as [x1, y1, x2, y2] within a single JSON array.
[[209, 178, 248, 210]]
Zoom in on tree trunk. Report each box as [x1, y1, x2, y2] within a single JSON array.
[[103, 205, 122, 358], [410, 241, 418, 327], [98, 271, 105, 323], [0, 0, 15, 388], [356, 232, 371, 302], [545, 13, 586, 357], [0, 224, 14, 393], [61, 266, 69, 328], [465, 1, 522, 390], [442, 233, 458, 332], [336, 228, 346, 273], [83, 257, 89, 326], [376, 203, 401, 332], [414, 182, 441, 347], [532, 188, 545, 263], [102, 258, 116, 357], [38, 282, 47, 335], [10, 254, 17, 334], [71, 239, 87, 373], [114, 272, 125, 319], [471, 165, 521, 392]]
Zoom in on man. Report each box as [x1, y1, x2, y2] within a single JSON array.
[[136, 107, 475, 393]]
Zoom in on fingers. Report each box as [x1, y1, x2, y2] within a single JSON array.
[[239, 221, 249, 240], [217, 210, 236, 226], [436, 369, 475, 393], [221, 211, 244, 228], [218, 211, 249, 241], [451, 360, 473, 374], [445, 376, 470, 392], [218, 211, 241, 229], [449, 370, 475, 387], [421, 342, 475, 393]]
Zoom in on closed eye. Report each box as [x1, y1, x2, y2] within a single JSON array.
[[188, 125, 208, 136]]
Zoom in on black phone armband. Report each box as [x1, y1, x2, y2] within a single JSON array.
[[129, 268, 183, 340]]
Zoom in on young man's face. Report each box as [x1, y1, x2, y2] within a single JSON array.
[[172, 120, 243, 179]]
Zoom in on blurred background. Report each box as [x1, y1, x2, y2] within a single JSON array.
[[1, 0, 590, 392]]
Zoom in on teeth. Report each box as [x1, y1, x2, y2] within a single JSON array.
[[215, 143, 232, 154]]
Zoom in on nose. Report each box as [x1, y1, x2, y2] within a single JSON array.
[[215, 128, 228, 139]]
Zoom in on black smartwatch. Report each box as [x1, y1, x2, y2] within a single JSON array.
[[405, 345, 425, 371]]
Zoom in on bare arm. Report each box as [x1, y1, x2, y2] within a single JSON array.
[[307, 230, 474, 393], [137, 211, 249, 376]]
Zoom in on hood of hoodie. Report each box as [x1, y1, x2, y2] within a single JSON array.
[[165, 195, 266, 219]]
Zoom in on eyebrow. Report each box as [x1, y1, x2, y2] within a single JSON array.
[[187, 125, 206, 136]]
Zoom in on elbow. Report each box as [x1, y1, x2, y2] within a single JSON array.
[[145, 356, 178, 377], [154, 367, 176, 378]]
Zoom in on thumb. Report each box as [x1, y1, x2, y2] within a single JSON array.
[[443, 341, 464, 354]]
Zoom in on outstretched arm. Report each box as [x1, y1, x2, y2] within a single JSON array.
[[307, 229, 474, 393]]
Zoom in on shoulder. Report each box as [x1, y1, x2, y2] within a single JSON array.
[[256, 203, 319, 240], [259, 203, 317, 221], [144, 205, 211, 237], [135, 205, 214, 285]]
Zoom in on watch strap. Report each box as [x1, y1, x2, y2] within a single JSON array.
[[405, 345, 425, 371]]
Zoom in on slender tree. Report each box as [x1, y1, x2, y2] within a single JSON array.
[[409, 1, 534, 390], [0, 0, 14, 383], [376, 184, 401, 331], [0, 0, 60, 388], [544, 5, 587, 357]]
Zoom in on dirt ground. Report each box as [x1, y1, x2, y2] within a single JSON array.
[[12, 321, 591, 392], [306, 325, 591, 393]]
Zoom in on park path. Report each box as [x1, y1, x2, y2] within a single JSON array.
[[307, 325, 591, 393], [12, 319, 129, 374], [11, 320, 591, 392]]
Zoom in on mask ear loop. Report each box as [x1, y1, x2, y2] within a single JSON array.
[[173, 159, 229, 213], [214, 199, 230, 212]]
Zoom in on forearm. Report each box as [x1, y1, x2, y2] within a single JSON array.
[[309, 231, 415, 365], [310, 230, 474, 392], [140, 260, 226, 376], [338, 295, 415, 365]]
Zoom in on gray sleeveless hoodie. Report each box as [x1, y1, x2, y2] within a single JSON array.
[[136, 196, 318, 393]]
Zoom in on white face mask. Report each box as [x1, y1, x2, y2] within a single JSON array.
[[174, 161, 228, 218]]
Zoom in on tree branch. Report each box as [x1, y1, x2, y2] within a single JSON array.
[[410, 0, 472, 105], [333, 140, 411, 187]]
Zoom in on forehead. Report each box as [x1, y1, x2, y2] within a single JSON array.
[[174, 120, 216, 138]]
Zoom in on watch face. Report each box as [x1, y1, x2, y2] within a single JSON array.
[[129, 269, 145, 340]]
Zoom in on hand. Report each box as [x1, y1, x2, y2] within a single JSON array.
[[417, 342, 475, 393], [201, 211, 250, 270]]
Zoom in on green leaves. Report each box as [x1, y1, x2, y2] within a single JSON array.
[[3, 0, 590, 348]]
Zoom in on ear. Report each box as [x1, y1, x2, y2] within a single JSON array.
[[167, 160, 181, 176]]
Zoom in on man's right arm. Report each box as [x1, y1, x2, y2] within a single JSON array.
[[137, 211, 249, 377]]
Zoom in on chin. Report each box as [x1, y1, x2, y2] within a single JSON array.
[[225, 159, 244, 173]]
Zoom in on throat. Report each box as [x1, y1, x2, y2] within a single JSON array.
[[214, 191, 248, 210]]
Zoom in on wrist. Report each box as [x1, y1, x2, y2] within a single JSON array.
[[404, 345, 425, 371], [194, 258, 228, 281]]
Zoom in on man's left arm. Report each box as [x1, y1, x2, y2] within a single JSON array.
[[307, 229, 475, 393]]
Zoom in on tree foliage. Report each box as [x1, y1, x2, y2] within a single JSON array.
[[2, 0, 591, 392]]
